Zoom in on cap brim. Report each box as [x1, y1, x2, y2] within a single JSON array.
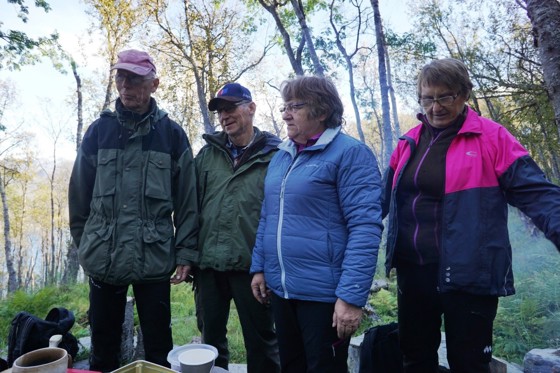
[[112, 63, 153, 76], [208, 96, 244, 111]]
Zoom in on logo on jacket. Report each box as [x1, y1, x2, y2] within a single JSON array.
[[466, 151, 478, 157]]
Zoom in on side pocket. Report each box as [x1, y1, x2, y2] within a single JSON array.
[[142, 218, 175, 279]]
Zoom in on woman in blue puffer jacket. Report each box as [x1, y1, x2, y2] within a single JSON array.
[[250, 75, 384, 373]]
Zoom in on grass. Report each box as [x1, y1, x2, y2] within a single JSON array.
[[0, 282, 249, 364]]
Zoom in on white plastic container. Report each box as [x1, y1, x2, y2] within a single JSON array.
[[167, 344, 218, 372]]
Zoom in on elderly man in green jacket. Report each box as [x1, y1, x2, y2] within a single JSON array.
[[194, 83, 280, 373], [68, 49, 198, 371]]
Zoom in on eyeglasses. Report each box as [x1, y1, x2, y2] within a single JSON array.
[[115, 73, 152, 86], [418, 95, 458, 109], [279, 102, 307, 113], [214, 101, 248, 115]]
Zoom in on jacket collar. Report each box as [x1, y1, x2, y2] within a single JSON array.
[[404, 106, 482, 142], [113, 97, 163, 135], [203, 126, 281, 156], [279, 126, 341, 157]]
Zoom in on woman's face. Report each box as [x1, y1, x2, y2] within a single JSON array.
[[281, 101, 326, 144], [419, 83, 467, 128]]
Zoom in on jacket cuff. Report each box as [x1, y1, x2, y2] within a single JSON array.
[[176, 248, 199, 264]]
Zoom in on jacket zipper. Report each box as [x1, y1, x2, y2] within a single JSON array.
[[410, 131, 443, 265], [277, 153, 301, 298]]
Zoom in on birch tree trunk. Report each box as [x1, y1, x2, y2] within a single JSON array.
[[524, 0, 560, 140], [1, 175, 18, 293], [258, 0, 305, 75], [328, 0, 365, 142], [371, 0, 392, 167], [62, 60, 83, 285], [290, 0, 325, 76]]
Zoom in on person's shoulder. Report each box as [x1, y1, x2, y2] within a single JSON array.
[[84, 109, 116, 135], [157, 111, 181, 128], [94, 108, 117, 125], [196, 132, 225, 156], [334, 131, 370, 151], [468, 109, 515, 139], [255, 127, 281, 146]]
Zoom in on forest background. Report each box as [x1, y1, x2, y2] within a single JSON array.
[[0, 0, 559, 365]]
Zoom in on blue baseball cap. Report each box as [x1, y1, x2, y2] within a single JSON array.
[[208, 83, 252, 111]]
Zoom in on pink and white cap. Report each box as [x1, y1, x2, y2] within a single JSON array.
[[111, 49, 156, 76]]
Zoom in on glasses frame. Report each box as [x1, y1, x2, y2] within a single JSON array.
[[279, 102, 307, 113], [115, 73, 153, 86], [418, 94, 458, 109], [214, 101, 249, 115]]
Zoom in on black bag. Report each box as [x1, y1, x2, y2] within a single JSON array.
[[7, 307, 79, 367], [359, 322, 403, 373]]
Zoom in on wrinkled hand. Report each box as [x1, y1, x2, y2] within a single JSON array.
[[170, 265, 192, 284], [332, 298, 362, 340], [251, 272, 271, 304]]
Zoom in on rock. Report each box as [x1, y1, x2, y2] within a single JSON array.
[[348, 334, 364, 373], [370, 279, 389, 293], [524, 348, 560, 372]]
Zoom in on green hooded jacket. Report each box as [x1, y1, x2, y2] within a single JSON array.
[[68, 98, 199, 285], [195, 127, 280, 271]]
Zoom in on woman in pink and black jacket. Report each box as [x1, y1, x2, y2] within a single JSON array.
[[381, 58, 560, 373]]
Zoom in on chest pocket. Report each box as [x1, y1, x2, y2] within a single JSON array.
[[145, 151, 172, 201], [93, 149, 118, 197]]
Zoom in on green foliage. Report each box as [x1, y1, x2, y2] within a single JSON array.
[[367, 288, 398, 323], [0, 282, 249, 364], [1, 0, 61, 70], [357, 287, 398, 335]]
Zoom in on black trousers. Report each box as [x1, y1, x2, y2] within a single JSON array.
[[396, 262, 498, 373], [88, 278, 173, 372], [195, 270, 280, 373], [270, 293, 350, 373]]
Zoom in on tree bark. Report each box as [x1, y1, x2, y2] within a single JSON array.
[[385, 48, 401, 141], [73, 61, 84, 151], [328, 0, 365, 142], [258, 0, 305, 75], [1, 175, 18, 293], [61, 61, 82, 285], [290, 0, 324, 76], [524, 0, 560, 140], [371, 0, 392, 168]]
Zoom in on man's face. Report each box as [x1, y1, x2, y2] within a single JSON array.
[[115, 69, 159, 113], [215, 101, 255, 141]]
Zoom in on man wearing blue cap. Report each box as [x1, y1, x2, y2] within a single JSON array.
[[69, 49, 198, 371], [194, 83, 281, 372]]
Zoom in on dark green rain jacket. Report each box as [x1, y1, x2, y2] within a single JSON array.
[[68, 98, 198, 285], [195, 127, 280, 271]]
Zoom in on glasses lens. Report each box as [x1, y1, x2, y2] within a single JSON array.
[[439, 96, 454, 106], [419, 99, 433, 108], [217, 105, 237, 114], [280, 102, 306, 113], [115, 74, 145, 85]]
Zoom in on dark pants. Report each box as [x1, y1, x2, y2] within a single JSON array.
[[195, 270, 280, 373], [88, 278, 173, 372], [270, 293, 350, 373], [396, 262, 498, 373]]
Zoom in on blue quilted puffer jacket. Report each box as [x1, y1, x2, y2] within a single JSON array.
[[251, 127, 383, 307]]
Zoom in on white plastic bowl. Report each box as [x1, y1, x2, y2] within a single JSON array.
[[167, 344, 218, 372]]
